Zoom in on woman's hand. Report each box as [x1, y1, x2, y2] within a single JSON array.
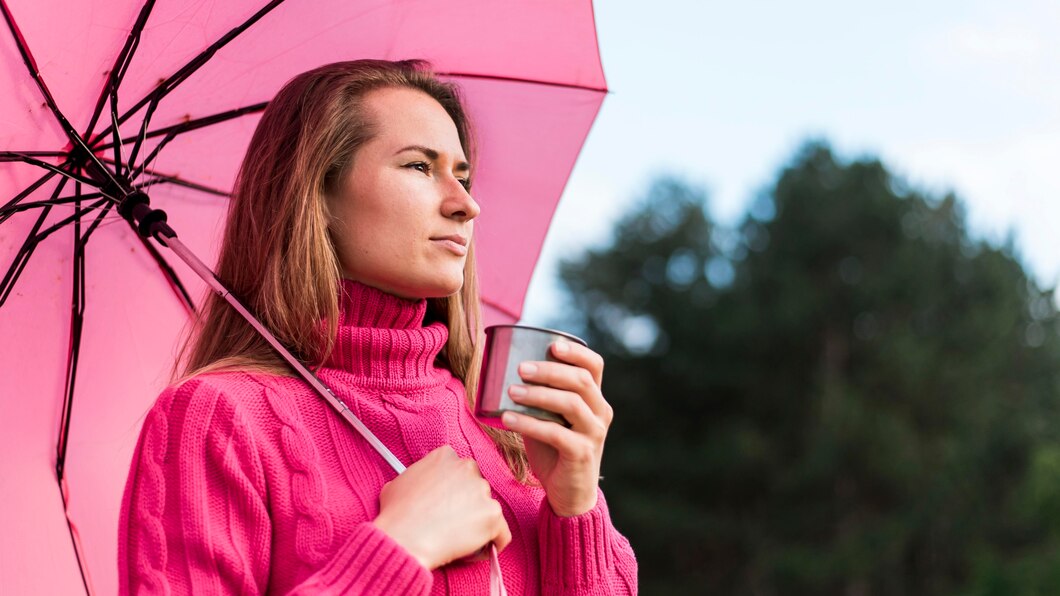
[[372, 445, 512, 570], [502, 340, 613, 517]]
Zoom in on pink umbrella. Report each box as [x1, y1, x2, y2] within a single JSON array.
[[0, 1, 607, 593]]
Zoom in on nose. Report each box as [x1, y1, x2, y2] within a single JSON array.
[[441, 176, 481, 222]]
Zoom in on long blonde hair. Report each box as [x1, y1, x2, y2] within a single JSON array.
[[177, 59, 529, 481]]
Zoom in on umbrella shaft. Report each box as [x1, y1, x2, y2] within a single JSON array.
[[165, 237, 407, 475]]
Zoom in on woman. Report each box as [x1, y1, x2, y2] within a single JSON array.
[[118, 59, 637, 595]]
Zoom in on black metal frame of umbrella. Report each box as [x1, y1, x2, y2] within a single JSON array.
[[0, 1, 410, 591]]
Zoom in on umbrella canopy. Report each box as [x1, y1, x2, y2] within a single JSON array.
[[0, 0, 607, 593]]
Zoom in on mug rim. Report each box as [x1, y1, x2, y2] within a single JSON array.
[[483, 324, 588, 346]]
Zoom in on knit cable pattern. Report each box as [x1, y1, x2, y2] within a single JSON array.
[[131, 404, 171, 594], [261, 382, 334, 566], [118, 279, 638, 593]]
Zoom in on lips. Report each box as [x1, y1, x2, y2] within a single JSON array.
[[431, 234, 468, 246], [431, 234, 469, 256]]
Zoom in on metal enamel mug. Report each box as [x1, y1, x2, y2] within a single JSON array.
[[474, 324, 589, 429]]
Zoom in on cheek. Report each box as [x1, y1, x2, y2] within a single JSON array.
[[337, 204, 422, 263], [330, 172, 437, 270]]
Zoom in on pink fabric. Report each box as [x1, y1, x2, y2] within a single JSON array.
[[2, 1, 605, 582], [117, 279, 637, 594]]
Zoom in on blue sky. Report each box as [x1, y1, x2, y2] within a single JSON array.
[[522, 0, 1060, 324]]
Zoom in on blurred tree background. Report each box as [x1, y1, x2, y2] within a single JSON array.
[[557, 141, 1060, 595]]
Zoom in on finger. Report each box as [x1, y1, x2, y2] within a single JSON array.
[[502, 411, 593, 462], [458, 457, 483, 479], [495, 518, 513, 551], [508, 384, 601, 436], [429, 444, 458, 461], [518, 361, 612, 423], [549, 341, 605, 386], [484, 499, 512, 552], [462, 546, 491, 563]]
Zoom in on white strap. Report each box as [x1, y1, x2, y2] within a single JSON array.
[[488, 543, 507, 596]]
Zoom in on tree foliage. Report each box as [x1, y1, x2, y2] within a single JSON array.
[[558, 142, 1060, 595]]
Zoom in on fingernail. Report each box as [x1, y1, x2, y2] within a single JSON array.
[[502, 412, 518, 427], [519, 362, 538, 377], [509, 385, 527, 398], [554, 341, 570, 354]]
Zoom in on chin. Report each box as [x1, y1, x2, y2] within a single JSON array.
[[401, 274, 464, 300], [429, 279, 464, 299]]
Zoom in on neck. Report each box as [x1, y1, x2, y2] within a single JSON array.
[[320, 279, 450, 385]]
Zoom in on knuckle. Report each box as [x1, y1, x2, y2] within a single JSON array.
[[583, 418, 602, 437], [593, 353, 605, 374], [573, 441, 595, 463], [592, 419, 609, 441], [488, 499, 503, 517], [500, 524, 513, 548], [578, 369, 595, 390]]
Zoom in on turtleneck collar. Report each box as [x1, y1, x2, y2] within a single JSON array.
[[321, 279, 450, 384]]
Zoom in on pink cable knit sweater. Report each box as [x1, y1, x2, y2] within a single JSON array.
[[118, 280, 638, 594]]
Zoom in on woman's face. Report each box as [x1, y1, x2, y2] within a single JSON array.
[[329, 86, 480, 300]]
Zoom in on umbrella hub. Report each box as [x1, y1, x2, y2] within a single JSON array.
[[68, 145, 127, 191], [65, 146, 171, 242], [116, 190, 174, 244]]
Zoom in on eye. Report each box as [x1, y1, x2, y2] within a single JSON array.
[[406, 161, 470, 191]]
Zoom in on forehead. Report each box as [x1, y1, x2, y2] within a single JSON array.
[[363, 87, 465, 158]]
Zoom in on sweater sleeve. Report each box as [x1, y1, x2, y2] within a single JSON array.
[[537, 487, 639, 595], [117, 378, 432, 595]]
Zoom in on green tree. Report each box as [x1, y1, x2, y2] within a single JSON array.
[[559, 142, 1060, 595]]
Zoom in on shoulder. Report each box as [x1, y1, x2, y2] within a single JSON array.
[[170, 367, 278, 399], [141, 369, 296, 454], [164, 368, 295, 414]]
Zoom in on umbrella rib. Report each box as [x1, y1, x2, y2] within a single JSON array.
[[94, 102, 268, 154], [107, 2, 156, 176], [126, 98, 161, 174], [0, 152, 109, 189], [105, 102, 267, 190], [0, 151, 67, 158], [109, 80, 126, 178], [0, 0, 123, 193], [0, 208, 50, 307], [440, 71, 609, 94], [92, 0, 286, 153], [0, 195, 105, 218], [97, 156, 231, 197], [32, 198, 112, 247], [105, 0, 157, 177], [0, 169, 58, 225], [122, 0, 282, 174], [0, 177, 69, 307], [57, 488, 92, 595], [139, 173, 230, 198], [57, 190, 87, 484], [133, 231, 197, 314], [82, 0, 157, 147], [79, 202, 114, 244], [56, 182, 92, 595]]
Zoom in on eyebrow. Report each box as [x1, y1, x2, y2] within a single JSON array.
[[395, 145, 470, 173]]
